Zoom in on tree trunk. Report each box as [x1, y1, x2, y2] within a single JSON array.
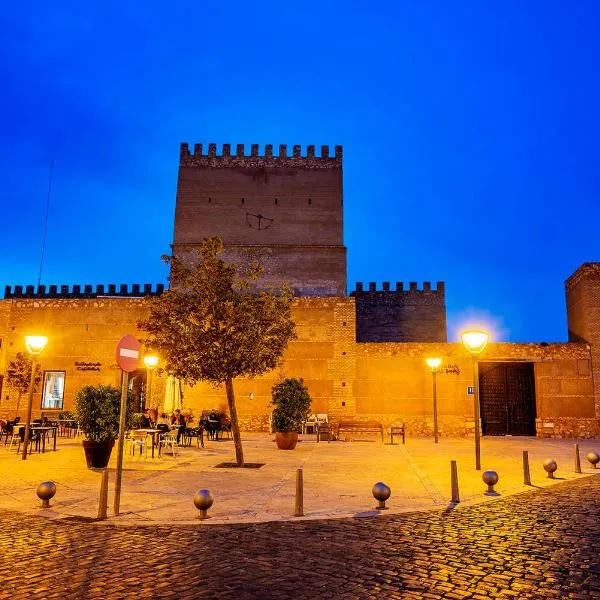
[[225, 377, 244, 467], [16, 392, 22, 413]]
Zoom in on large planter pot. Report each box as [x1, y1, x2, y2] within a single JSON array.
[[275, 431, 299, 450], [82, 439, 115, 469]]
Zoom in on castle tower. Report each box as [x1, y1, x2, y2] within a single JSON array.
[[565, 262, 600, 417], [173, 143, 346, 296]]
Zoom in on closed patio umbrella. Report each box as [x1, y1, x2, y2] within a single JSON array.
[[163, 376, 183, 414]]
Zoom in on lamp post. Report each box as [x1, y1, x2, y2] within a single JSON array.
[[143, 355, 159, 412], [425, 357, 442, 443], [22, 335, 48, 460], [461, 329, 489, 471]]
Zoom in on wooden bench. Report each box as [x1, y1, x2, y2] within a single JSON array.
[[336, 421, 384, 442]]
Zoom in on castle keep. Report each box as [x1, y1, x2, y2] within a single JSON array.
[[0, 142, 599, 438]]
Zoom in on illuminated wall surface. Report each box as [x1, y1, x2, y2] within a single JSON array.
[[1, 144, 599, 438]]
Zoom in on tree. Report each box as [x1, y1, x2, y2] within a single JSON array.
[[6, 352, 42, 412], [138, 236, 297, 466]]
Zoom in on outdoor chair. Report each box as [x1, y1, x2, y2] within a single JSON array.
[[158, 431, 178, 457], [129, 432, 151, 457]]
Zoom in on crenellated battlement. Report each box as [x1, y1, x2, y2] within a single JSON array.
[[180, 142, 342, 169], [351, 281, 445, 295], [4, 283, 166, 300]]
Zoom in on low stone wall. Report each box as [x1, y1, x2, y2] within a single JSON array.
[[536, 417, 600, 439]]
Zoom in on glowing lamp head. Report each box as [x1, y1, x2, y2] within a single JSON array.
[[461, 329, 489, 355], [25, 335, 48, 355], [425, 357, 442, 371], [143, 355, 159, 369]]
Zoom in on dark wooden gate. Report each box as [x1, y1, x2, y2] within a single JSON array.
[[478, 362, 536, 436]]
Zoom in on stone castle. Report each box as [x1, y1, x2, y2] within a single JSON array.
[[1, 142, 599, 437]]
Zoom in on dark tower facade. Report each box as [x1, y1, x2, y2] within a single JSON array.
[[173, 143, 347, 296]]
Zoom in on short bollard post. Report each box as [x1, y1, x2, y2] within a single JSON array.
[[482, 470, 499, 496], [587, 451, 600, 469], [97, 469, 109, 520], [450, 460, 460, 503], [574, 444, 582, 474], [523, 450, 531, 485], [37, 481, 57, 508], [193, 489, 214, 520], [372, 482, 391, 510], [543, 459, 558, 479], [294, 468, 304, 517]]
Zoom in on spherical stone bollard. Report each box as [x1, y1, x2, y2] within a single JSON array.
[[586, 451, 600, 469], [372, 482, 391, 510], [543, 459, 558, 479], [482, 470, 499, 495], [193, 489, 214, 520], [37, 481, 57, 508]]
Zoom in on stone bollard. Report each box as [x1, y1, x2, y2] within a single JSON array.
[[586, 451, 600, 469], [97, 469, 109, 520], [574, 444, 582, 474], [37, 481, 57, 508], [294, 468, 304, 517], [482, 471, 499, 496], [523, 450, 532, 486], [543, 459, 558, 479], [193, 489, 214, 520], [372, 482, 391, 510], [450, 460, 460, 503]]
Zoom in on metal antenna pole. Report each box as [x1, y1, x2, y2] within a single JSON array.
[[37, 160, 54, 287]]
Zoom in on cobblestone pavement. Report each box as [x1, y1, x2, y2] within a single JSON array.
[[1, 476, 599, 599]]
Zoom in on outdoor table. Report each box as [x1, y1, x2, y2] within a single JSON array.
[[30, 426, 58, 453], [57, 420, 77, 437], [133, 428, 162, 458]]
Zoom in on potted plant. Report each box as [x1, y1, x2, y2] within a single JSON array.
[[74, 384, 133, 469], [271, 377, 312, 450]]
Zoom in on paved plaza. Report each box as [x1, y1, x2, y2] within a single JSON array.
[[1, 432, 599, 524], [1, 433, 600, 598]]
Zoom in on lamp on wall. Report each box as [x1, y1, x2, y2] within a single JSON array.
[[22, 335, 48, 460], [460, 329, 489, 470], [425, 357, 442, 443], [143, 355, 159, 411]]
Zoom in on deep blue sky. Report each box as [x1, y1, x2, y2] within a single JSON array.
[[1, 2, 599, 342]]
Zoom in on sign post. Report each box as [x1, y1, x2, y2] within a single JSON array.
[[113, 334, 140, 516]]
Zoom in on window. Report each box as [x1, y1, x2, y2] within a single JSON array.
[[41, 371, 65, 410]]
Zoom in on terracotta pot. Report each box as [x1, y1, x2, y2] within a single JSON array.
[[275, 431, 299, 450], [82, 439, 115, 469]]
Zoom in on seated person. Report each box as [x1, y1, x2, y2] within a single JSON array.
[[157, 412, 171, 426], [171, 409, 186, 443], [139, 409, 152, 428]]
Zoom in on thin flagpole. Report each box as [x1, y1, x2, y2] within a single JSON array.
[[37, 160, 54, 287]]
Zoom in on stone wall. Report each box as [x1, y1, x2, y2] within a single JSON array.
[[0, 295, 596, 438]]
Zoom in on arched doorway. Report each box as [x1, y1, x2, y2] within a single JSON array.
[[479, 362, 536, 436]]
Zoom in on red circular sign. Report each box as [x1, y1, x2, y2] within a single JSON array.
[[115, 335, 141, 372]]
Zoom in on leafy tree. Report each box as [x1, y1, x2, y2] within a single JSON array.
[[138, 236, 296, 466], [6, 352, 42, 412]]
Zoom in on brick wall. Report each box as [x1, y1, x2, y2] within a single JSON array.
[[173, 143, 346, 297], [351, 281, 447, 342]]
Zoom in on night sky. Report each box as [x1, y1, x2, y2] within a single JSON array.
[[1, 2, 599, 343]]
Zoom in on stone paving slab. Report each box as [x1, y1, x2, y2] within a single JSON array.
[[1, 432, 599, 525]]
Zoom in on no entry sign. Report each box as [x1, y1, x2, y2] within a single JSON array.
[[115, 335, 141, 372]]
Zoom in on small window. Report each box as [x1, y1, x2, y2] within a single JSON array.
[[308, 198, 312, 205], [274, 198, 278, 205], [208, 197, 212, 204], [241, 198, 245, 204], [41, 371, 65, 410]]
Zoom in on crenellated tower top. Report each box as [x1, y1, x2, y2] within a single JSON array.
[[180, 143, 343, 170]]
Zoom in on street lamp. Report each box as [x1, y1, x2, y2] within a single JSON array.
[[425, 357, 442, 443], [22, 335, 48, 460], [143, 355, 159, 412], [461, 329, 489, 471]]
